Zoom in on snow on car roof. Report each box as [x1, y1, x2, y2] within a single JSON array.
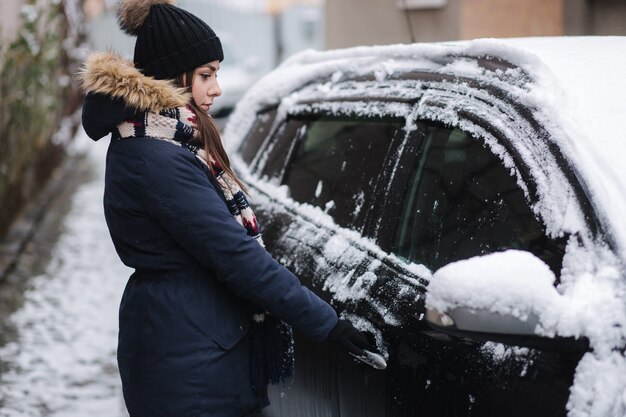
[[226, 36, 626, 260], [498, 37, 626, 260]]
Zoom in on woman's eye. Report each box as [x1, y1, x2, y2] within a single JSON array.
[[201, 73, 212, 80]]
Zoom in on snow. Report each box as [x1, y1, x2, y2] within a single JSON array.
[[314, 180, 322, 198], [225, 36, 626, 417], [352, 190, 364, 217], [427, 250, 557, 324], [480, 341, 530, 364], [479, 342, 534, 378], [568, 352, 626, 417], [501, 37, 626, 262], [427, 249, 626, 350]]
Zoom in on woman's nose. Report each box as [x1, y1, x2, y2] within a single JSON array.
[[210, 80, 222, 97]]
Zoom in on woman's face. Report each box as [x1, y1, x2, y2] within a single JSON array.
[[191, 60, 222, 113]]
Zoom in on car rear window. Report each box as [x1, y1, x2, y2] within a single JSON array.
[[283, 116, 403, 231]]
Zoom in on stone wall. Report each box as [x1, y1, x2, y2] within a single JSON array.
[[0, 0, 85, 238]]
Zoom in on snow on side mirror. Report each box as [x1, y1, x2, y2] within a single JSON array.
[[425, 250, 589, 351]]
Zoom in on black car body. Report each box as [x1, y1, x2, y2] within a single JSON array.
[[224, 38, 626, 417]]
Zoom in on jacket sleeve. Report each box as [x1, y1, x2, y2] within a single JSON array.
[[140, 143, 338, 342]]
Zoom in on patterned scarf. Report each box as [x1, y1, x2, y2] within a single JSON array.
[[116, 106, 294, 394]]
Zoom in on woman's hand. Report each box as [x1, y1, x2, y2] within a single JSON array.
[[328, 319, 387, 369], [328, 319, 375, 355]]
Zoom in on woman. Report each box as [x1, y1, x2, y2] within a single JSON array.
[[79, 1, 377, 416]]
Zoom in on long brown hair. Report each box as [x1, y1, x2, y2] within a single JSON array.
[[176, 70, 248, 193]]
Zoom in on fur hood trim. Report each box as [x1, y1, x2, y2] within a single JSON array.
[[77, 51, 189, 112]]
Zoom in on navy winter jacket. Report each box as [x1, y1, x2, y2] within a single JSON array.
[[80, 52, 338, 417]]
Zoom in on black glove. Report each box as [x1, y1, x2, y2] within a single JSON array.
[[327, 319, 377, 356]]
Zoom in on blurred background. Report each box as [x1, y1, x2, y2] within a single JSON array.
[[0, 1, 624, 416]]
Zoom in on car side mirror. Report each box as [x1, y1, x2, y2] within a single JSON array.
[[425, 250, 589, 352]]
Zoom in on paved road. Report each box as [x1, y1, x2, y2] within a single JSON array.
[[0, 131, 129, 417]]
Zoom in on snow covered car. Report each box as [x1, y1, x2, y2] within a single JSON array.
[[224, 37, 626, 417]]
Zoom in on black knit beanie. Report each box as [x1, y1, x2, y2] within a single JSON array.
[[116, 0, 223, 80]]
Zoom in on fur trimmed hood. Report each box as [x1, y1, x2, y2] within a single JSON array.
[[78, 51, 191, 141], [78, 51, 189, 112]]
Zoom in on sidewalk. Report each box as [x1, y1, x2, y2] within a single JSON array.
[[0, 149, 88, 283], [0, 130, 129, 417]]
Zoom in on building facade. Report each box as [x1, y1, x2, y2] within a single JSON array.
[[325, 0, 626, 49]]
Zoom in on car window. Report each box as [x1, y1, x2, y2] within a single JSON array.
[[238, 109, 278, 164], [258, 119, 307, 181], [283, 116, 404, 231], [391, 124, 564, 273]]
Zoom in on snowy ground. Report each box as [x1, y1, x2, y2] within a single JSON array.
[[0, 130, 130, 417]]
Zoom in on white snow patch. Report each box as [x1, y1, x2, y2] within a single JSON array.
[[352, 190, 365, 218], [480, 341, 531, 366], [427, 250, 557, 324], [568, 352, 626, 417], [427, 249, 626, 350], [314, 180, 323, 198]]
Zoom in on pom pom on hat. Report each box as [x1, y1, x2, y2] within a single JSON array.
[[116, 0, 176, 36]]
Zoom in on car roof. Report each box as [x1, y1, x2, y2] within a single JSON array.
[[225, 36, 626, 261]]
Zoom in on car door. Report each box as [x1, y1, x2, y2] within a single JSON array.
[[246, 103, 411, 417], [330, 120, 483, 417], [386, 122, 562, 272], [371, 118, 579, 417]]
